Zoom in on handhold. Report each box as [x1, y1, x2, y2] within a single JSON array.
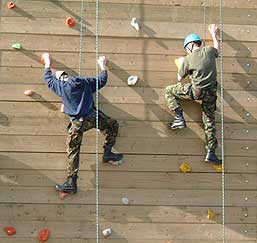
[[207, 209, 216, 220], [8, 2, 15, 9], [38, 228, 50, 242], [40, 54, 45, 65], [24, 90, 34, 96], [130, 18, 140, 31], [127, 75, 138, 86], [66, 17, 76, 28], [12, 43, 22, 50], [174, 57, 185, 69], [102, 228, 112, 237], [4, 226, 16, 236], [213, 164, 222, 173], [58, 191, 70, 200], [179, 163, 192, 173], [60, 104, 65, 113], [121, 196, 129, 205]]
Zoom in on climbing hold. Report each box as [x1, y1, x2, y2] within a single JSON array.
[[121, 196, 129, 205], [102, 228, 112, 237], [174, 57, 185, 69], [66, 17, 76, 28], [8, 2, 15, 9], [4, 226, 16, 236], [40, 54, 46, 65], [179, 163, 192, 173], [24, 90, 34, 96], [38, 228, 50, 242], [130, 18, 140, 31], [12, 43, 22, 50], [213, 164, 222, 173], [127, 76, 138, 86], [58, 191, 70, 200], [60, 104, 65, 113], [207, 209, 216, 220]]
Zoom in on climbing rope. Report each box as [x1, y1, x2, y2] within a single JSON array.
[[219, 0, 226, 242], [78, 0, 85, 76], [95, 0, 100, 242]]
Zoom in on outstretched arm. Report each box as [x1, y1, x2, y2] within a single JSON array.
[[208, 24, 220, 53]]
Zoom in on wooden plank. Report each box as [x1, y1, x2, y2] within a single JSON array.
[[0, 169, 256, 190], [0, 204, 256, 224], [2, 51, 257, 75], [0, 134, 256, 156], [0, 187, 255, 206], [0, 221, 255, 240], [1, 17, 257, 42], [1, 67, 257, 92], [0, 152, 256, 174], [2, 34, 257, 59]]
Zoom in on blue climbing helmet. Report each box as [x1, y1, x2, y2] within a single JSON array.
[[183, 34, 202, 48]]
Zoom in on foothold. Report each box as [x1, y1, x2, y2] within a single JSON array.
[[245, 162, 249, 167], [244, 213, 248, 217], [179, 163, 192, 173], [12, 43, 22, 50], [245, 197, 248, 201], [58, 191, 70, 200], [245, 179, 249, 183], [246, 80, 251, 85], [246, 112, 250, 117], [246, 130, 249, 133], [8, 2, 15, 9], [66, 17, 76, 28], [207, 209, 216, 220], [60, 104, 65, 113], [127, 76, 138, 86], [102, 228, 112, 237], [130, 18, 140, 31], [213, 164, 222, 173], [24, 90, 34, 96], [245, 146, 249, 150], [38, 228, 50, 242], [246, 63, 251, 68], [121, 196, 129, 205], [4, 226, 16, 236], [174, 57, 185, 69], [244, 229, 248, 233]]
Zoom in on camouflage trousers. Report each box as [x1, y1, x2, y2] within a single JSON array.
[[66, 110, 119, 177], [165, 82, 218, 151]]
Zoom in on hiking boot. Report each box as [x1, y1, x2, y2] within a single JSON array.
[[103, 145, 123, 164], [205, 150, 222, 164], [55, 175, 78, 193], [168, 108, 186, 130]]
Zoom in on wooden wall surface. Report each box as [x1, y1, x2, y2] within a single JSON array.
[[0, 0, 256, 242]]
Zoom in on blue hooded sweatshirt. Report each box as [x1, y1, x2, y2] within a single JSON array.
[[44, 68, 108, 120]]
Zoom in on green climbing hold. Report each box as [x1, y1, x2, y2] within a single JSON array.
[[12, 43, 22, 49]]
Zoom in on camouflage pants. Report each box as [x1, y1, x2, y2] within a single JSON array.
[[165, 82, 218, 151], [66, 110, 119, 176]]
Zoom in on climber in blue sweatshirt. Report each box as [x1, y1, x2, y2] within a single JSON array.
[[42, 53, 123, 194]]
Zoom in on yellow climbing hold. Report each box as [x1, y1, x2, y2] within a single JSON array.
[[213, 164, 223, 173], [207, 209, 216, 220], [179, 163, 192, 173]]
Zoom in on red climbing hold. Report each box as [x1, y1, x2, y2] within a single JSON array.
[[58, 191, 70, 200], [4, 226, 16, 236], [8, 2, 15, 9], [38, 228, 50, 242], [66, 17, 76, 28]]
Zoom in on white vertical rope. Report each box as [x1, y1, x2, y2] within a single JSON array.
[[219, 0, 226, 242], [78, 0, 85, 76], [95, 0, 100, 243]]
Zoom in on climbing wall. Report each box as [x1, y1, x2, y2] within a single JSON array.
[[0, 0, 256, 242]]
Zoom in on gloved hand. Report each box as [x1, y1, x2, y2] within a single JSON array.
[[41, 53, 51, 68], [97, 56, 107, 71]]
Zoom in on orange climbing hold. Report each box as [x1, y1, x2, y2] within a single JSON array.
[[38, 228, 50, 242], [8, 2, 15, 9], [66, 17, 76, 28], [179, 163, 192, 173], [213, 164, 223, 173], [40, 54, 45, 65], [4, 226, 16, 236], [207, 209, 216, 220]]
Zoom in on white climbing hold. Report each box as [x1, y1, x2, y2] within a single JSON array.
[[102, 228, 112, 237], [24, 90, 34, 96], [121, 196, 129, 205], [130, 18, 140, 31], [127, 75, 138, 86]]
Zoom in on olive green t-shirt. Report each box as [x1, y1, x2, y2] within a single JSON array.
[[178, 46, 218, 90]]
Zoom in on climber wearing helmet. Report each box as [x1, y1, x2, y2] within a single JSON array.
[[165, 24, 222, 165], [41, 53, 123, 195]]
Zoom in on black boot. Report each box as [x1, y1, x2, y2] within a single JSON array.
[[103, 145, 123, 164], [168, 108, 186, 130], [55, 175, 78, 193], [205, 150, 222, 164]]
